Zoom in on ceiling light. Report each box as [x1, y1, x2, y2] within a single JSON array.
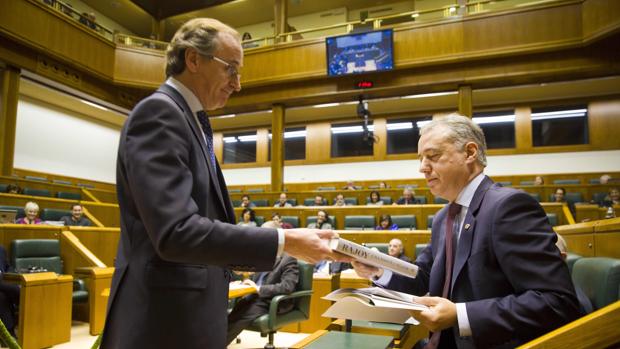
[[531, 108, 587, 121], [416, 120, 432, 128], [386, 122, 414, 130], [411, 13, 419, 18], [401, 91, 457, 99], [472, 115, 515, 124], [223, 137, 237, 143], [314, 103, 340, 108], [237, 135, 258, 142], [268, 130, 307, 139], [331, 125, 375, 134], [449, 6, 457, 12]]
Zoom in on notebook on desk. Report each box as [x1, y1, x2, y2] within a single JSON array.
[[0, 209, 17, 224]]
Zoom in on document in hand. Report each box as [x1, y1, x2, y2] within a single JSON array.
[[329, 238, 418, 278], [322, 287, 428, 324]]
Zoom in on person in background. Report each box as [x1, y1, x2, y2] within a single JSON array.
[[378, 181, 388, 189], [600, 174, 612, 184], [307, 210, 332, 230], [553, 187, 576, 218], [313, 195, 325, 206], [534, 176, 545, 185], [555, 233, 593, 315], [241, 32, 258, 49], [601, 187, 620, 207], [333, 193, 347, 207], [395, 187, 419, 205], [240, 194, 256, 209], [342, 180, 357, 190], [60, 203, 92, 226], [4, 184, 21, 194], [273, 192, 292, 208], [237, 208, 257, 227], [376, 214, 398, 231], [262, 212, 292, 229], [388, 238, 412, 263], [15, 201, 42, 225], [367, 190, 384, 206]]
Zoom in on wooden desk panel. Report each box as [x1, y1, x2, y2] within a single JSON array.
[[74, 267, 114, 335], [299, 274, 339, 333], [69, 227, 120, 267]]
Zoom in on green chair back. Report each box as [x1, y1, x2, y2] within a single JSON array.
[[281, 216, 299, 228], [415, 243, 428, 259], [40, 208, 71, 221], [252, 199, 270, 207], [11, 239, 63, 274], [391, 215, 417, 230], [306, 215, 336, 228], [546, 213, 558, 226], [0, 206, 24, 219], [56, 191, 81, 200], [553, 179, 580, 185], [572, 257, 620, 310], [23, 188, 51, 197], [344, 215, 375, 230], [364, 243, 388, 254], [433, 197, 448, 204], [427, 215, 435, 229]]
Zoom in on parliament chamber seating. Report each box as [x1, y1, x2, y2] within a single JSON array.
[[391, 215, 417, 230], [253, 199, 270, 207], [317, 186, 335, 191], [24, 176, 47, 182], [286, 198, 298, 206], [77, 183, 95, 189], [247, 188, 264, 193], [306, 215, 336, 228], [52, 179, 72, 185], [40, 208, 71, 221], [344, 216, 375, 230], [365, 196, 393, 205], [497, 181, 512, 186], [433, 197, 449, 204], [566, 253, 582, 274], [572, 257, 620, 310], [547, 213, 558, 226], [415, 244, 428, 259], [0, 206, 24, 219], [22, 188, 51, 197], [520, 180, 535, 186], [427, 215, 435, 229], [344, 197, 359, 205], [248, 261, 314, 349], [0, 184, 7, 192], [56, 191, 81, 200], [303, 197, 328, 206], [528, 192, 541, 202], [553, 179, 581, 185], [281, 216, 300, 228]]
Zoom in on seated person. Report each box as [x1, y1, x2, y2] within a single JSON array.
[[534, 175, 545, 185], [333, 193, 347, 207], [388, 238, 411, 263], [395, 187, 420, 205], [553, 187, 576, 218], [555, 234, 593, 315], [60, 204, 91, 226], [601, 187, 620, 207], [237, 208, 257, 227], [375, 214, 398, 231], [367, 191, 384, 206], [262, 212, 292, 229], [307, 210, 332, 230], [273, 193, 292, 208], [314, 259, 351, 274], [342, 180, 357, 190], [600, 174, 613, 184], [15, 201, 42, 225], [313, 195, 325, 206], [0, 246, 19, 338], [4, 184, 21, 194], [239, 195, 256, 209], [378, 181, 388, 189], [227, 253, 299, 345]]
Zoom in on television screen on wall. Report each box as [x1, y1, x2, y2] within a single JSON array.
[[326, 29, 394, 76]]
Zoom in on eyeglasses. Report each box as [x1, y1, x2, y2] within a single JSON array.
[[207, 55, 241, 80]]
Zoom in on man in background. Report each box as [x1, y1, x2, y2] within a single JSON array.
[[388, 238, 411, 263], [61, 204, 91, 226]]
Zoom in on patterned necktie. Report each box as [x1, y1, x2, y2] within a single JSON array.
[[196, 111, 217, 169], [426, 202, 462, 349]]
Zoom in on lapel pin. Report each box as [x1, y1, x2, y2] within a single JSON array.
[[464, 223, 471, 230]]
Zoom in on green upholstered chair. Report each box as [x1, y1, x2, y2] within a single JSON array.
[[40, 208, 71, 221], [414, 195, 427, 204], [566, 252, 582, 275], [553, 179, 580, 185], [52, 179, 72, 185], [363, 243, 388, 255], [588, 178, 601, 184], [248, 261, 314, 349], [254, 216, 265, 226], [306, 215, 336, 228], [228, 188, 242, 193], [0, 184, 7, 192], [344, 215, 375, 230], [304, 198, 328, 206], [365, 196, 393, 205], [497, 181, 512, 186], [520, 180, 535, 186], [572, 257, 620, 310], [23, 188, 51, 197], [231, 199, 241, 207], [0, 206, 24, 219], [415, 244, 428, 259], [317, 186, 336, 191], [566, 192, 584, 204], [344, 197, 358, 206], [77, 183, 95, 189], [391, 215, 417, 230], [433, 197, 448, 204], [546, 213, 558, 226], [427, 215, 435, 229], [285, 198, 297, 206], [10, 239, 89, 304], [247, 188, 264, 193], [252, 199, 270, 207], [56, 191, 81, 200], [397, 184, 417, 189], [281, 216, 299, 228]]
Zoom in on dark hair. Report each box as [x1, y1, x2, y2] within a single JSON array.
[[70, 203, 82, 210], [242, 194, 250, 200], [241, 208, 255, 222], [369, 191, 381, 203], [5, 184, 21, 194], [317, 210, 329, 229], [379, 214, 393, 226], [555, 187, 566, 195]]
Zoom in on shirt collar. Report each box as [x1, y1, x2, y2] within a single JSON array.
[[165, 77, 203, 115], [455, 172, 486, 209]]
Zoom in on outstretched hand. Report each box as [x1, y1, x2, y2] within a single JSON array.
[[283, 229, 350, 264], [351, 260, 384, 279]]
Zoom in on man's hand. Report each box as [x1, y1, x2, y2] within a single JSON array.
[[351, 261, 384, 280], [410, 296, 457, 332], [283, 229, 347, 264], [241, 278, 258, 291]]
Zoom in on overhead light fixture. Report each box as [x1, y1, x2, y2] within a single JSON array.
[[386, 122, 414, 131], [411, 12, 419, 18], [449, 6, 457, 12], [314, 103, 340, 108], [223, 136, 237, 143], [212, 114, 235, 119], [472, 115, 515, 124], [81, 99, 109, 111], [237, 135, 258, 142], [331, 125, 375, 134], [416, 120, 432, 128], [268, 130, 307, 139], [401, 91, 457, 99], [531, 108, 587, 121]]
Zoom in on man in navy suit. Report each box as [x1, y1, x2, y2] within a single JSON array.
[[101, 18, 340, 349], [353, 114, 580, 348]]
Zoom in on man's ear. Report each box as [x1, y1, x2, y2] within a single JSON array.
[[184, 48, 200, 73], [464, 142, 478, 163]]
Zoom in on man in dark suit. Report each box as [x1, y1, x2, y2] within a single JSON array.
[[227, 253, 299, 344], [353, 114, 580, 348], [101, 18, 339, 349]]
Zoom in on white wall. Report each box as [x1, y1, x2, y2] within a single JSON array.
[[14, 97, 119, 183], [221, 150, 620, 185]]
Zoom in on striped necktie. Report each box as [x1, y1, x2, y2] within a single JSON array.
[[196, 111, 217, 169]]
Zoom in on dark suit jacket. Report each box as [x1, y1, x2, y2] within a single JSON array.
[[387, 176, 580, 348], [101, 84, 279, 349], [248, 254, 299, 313]]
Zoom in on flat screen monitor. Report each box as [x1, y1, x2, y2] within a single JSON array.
[[326, 29, 394, 76]]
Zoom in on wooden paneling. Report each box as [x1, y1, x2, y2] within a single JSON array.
[[0, 67, 19, 177], [113, 46, 165, 88], [271, 104, 285, 192], [299, 274, 339, 333], [74, 267, 114, 335], [306, 122, 332, 163], [69, 227, 120, 267], [581, 0, 620, 41], [588, 99, 620, 149], [88, 188, 118, 204]]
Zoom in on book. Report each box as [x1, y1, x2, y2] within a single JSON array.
[[328, 238, 418, 278], [322, 287, 428, 324]]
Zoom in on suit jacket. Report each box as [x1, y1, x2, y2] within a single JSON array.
[[101, 84, 279, 349], [387, 176, 580, 348], [248, 254, 299, 313]]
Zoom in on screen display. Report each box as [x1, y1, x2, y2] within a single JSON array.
[[326, 29, 394, 76]]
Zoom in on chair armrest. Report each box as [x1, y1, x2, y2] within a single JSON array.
[[73, 278, 87, 292], [267, 290, 313, 328]]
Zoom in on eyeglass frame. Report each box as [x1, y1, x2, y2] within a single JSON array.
[[205, 54, 241, 80]]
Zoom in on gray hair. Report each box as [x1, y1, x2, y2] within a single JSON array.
[[24, 201, 39, 212], [419, 113, 488, 167], [165, 18, 240, 77]]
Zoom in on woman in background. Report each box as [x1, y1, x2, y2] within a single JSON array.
[[15, 201, 42, 225], [375, 214, 398, 231]]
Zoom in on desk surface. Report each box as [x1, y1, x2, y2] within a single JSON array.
[[293, 330, 394, 349], [229, 284, 257, 299]]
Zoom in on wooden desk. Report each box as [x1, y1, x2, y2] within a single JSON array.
[[298, 273, 340, 333], [4, 272, 73, 349], [339, 271, 371, 290], [74, 267, 115, 335], [229, 284, 257, 299], [291, 330, 394, 349]]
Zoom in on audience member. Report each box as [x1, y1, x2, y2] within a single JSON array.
[[313, 195, 325, 206], [367, 191, 384, 206], [534, 176, 545, 185], [555, 234, 593, 315], [0, 245, 19, 338], [240, 195, 256, 208], [262, 212, 292, 229], [333, 193, 346, 206], [601, 187, 620, 207], [15, 201, 42, 225], [342, 180, 357, 190], [395, 187, 419, 205], [60, 204, 91, 226], [600, 174, 611, 184], [241, 32, 258, 49], [388, 238, 412, 263], [378, 181, 388, 189], [273, 192, 292, 208], [553, 187, 576, 218], [375, 214, 398, 231], [4, 184, 21, 194], [307, 210, 332, 230], [237, 208, 257, 227], [227, 253, 299, 345]]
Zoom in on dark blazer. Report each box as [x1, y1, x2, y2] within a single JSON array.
[[250, 254, 299, 313], [101, 84, 279, 349], [387, 176, 580, 348]]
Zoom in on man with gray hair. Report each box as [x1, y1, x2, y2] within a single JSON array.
[[353, 114, 579, 348], [102, 18, 341, 349]]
